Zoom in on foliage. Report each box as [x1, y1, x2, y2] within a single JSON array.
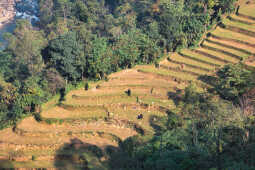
[[46, 31, 85, 81], [85, 82, 89, 91], [111, 85, 255, 170], [215, 64, 254, 101]]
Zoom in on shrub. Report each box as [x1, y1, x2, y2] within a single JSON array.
[[85, 82, 89, 91], [154, 61, 160, 68], [96, 85, 101, 89], [59, 119, 64, 124], [45, 118, 57, 125], [206, 33, 211, 37], [126, 89, 131, 96], [136, 96, 139, 103], [59, 88, 66, 102], [32, 155, 36, 161], [34, 113, 43, 122], [218, 22, 226, 28], [151, 88, 154, 94]]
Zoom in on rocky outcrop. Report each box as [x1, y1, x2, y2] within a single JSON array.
[[0, 0, 20, 28]]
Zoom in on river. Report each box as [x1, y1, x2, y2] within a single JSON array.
[[0, 0, 39, 50]]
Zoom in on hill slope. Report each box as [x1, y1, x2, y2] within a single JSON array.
[[0, 1, 255, 168]]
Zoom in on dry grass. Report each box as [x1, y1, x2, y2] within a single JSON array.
[[41, 106, 107, 119], [137, 65, 198, 81], [107, 105, 167, 132], [160, 58, 209, 75], [181, 49, 225, 66], [239, 3, 255, 18], [212, 27, 255, 43], [198, 46, 239, 63], [223, 18, 255, 32], [230, 14, 255, 24], [170, 53, 216, 71], [202, 40, 247, 61], [208, 36, 255, 54]]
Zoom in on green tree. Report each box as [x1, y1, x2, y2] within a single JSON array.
[[6, 20, 47, 77], [86, 37, 112, 79], [47, 31, 85, 81], [215, 64, 253, 101]]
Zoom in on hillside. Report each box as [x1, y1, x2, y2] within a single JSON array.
[[0, 0, 255, 169]]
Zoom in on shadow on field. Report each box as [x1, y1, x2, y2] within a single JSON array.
[[198, 75, 218, 87], [54, 137, 133, 170], [0, 160, 14, 169], [167, 90, 183, 106], [54, 138, 104, 170], [54, 137, 145, 170]]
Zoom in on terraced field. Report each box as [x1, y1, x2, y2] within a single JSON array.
[[0, 1, 255, 169]]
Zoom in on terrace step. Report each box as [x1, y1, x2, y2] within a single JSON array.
[[210, 34, 255, 48], [14, 128, 123, 143], [159, 64, 201, 76], [178, 52, 221, 67], [167, 58, 211, 72], [238, 13, 255, 21], [55, 103, 107, 114], [222, 24, 255, 37], [201, 44, 243, 61], [137, 69, 208, 89], [205, 39, 253, 56], [227, 16, 254, 25], [191, 49, 230, 64], [138, 69, 191, 84], [18, 117, 145, 137]]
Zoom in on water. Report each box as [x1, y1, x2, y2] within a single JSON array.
[[0, 0, 39, 50], [15, 0, 39, 24]]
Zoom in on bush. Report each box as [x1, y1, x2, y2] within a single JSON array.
[[96, 85, 101, 89], [206, 33, 211, 37], [126, 89, 131, 96], [136, 96, 139, 103], [85, 82, 89, 91], [59, 88, 66, 102], [215, 64, 253, 101], [32, 155, 36, 161], [154, 61, 160, 68], [34, 113, 43, 122], [45, 118, 57, 125], [218, 22, 226, 28], [59, 119, 64, 124], [151, 88, 154, 94]]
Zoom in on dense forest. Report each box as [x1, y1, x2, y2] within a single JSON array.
[[2, 0, 255, 169]]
